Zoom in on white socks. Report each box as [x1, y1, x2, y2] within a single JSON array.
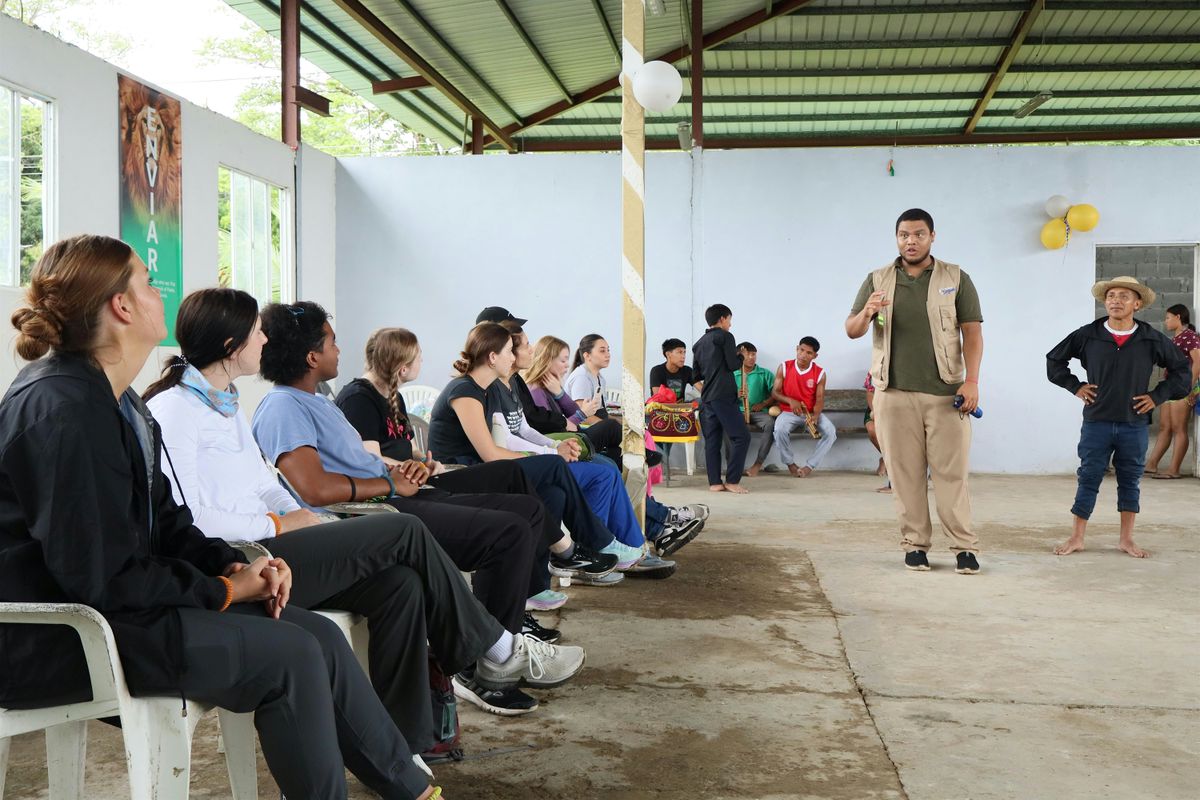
[[485, 631, 515, 664]]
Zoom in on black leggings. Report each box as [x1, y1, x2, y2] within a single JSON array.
[[269, 512, 504, 753], [583, 417, 623, 464], [385, 465, 539, 632], [139, 604, 429, 800]]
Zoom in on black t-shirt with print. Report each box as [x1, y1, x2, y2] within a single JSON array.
[[428, 376, 489, 463], [649, 363, 694, 399], [334, 378, 414, 462], [486, 379, 526, 436]]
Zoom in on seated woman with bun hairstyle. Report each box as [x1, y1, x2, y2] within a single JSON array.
[[0, 235, 437, 800]]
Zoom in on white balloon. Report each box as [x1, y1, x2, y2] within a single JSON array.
[[632, 61, 683, 113], [1045, 194, 1071, 219]]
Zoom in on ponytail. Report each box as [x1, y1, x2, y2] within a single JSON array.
[[574, 333, 605, 371], [1167, 303, 1194, 332]]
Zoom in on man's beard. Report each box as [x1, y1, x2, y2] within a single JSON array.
[[901, 250, 930, 265]]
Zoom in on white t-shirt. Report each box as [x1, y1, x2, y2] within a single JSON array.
[[149, 385, 300, 541], [564, 364, 605, 404]]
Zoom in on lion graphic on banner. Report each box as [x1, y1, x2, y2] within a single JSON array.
[[118, 77, 181, 218]]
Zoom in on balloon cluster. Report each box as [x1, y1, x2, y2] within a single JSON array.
[[1040, 195, 1100, 250]]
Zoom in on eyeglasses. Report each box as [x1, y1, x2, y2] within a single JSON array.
[[897, 232, 929, 242]]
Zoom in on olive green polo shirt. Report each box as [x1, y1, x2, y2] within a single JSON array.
[[851, 258, 983, 396]]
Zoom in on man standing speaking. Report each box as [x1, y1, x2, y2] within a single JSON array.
[[845, 209, 985, 574]]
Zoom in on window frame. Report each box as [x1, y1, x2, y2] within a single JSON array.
[[216, 162, 294, 306], [0, 77, 55, 289]]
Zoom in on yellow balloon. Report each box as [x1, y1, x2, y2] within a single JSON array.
[[1041, 218, 1069, 250], [1067, 203, 1100, 232]]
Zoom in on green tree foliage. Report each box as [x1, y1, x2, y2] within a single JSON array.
[[200, 22, 442, 157], [19, 98, 45, 284]]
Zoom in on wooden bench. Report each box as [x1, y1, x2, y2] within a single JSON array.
[[747, 389, 870, 437]]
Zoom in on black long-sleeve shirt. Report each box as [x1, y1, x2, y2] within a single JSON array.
[[692, 327, 742, 403], [1046, 317, 1189, 424]]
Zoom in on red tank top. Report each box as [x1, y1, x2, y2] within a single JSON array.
[[780, 360, 823, 413]]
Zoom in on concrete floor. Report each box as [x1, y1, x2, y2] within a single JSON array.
[[3, 472, 1197, 799]]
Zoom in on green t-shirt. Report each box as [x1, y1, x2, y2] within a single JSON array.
[[733, 365, 776, 411], [851, 259, 983, 396]]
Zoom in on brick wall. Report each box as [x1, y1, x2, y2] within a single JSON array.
[[1095, 245, 1197, 334]]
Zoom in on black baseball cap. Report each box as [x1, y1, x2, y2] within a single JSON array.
[[476, 307, 527, 326]]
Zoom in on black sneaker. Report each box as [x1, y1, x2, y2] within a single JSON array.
[[955, 551, 980, 575], [904, 550, 931, 571], [652, 517, 704, 557], [550, 545, 617, 579], [521, 612, 561, 644], [453, 671, 539, 716]]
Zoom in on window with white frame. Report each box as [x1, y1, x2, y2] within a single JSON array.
[[0, 82, 53, 288], [217, 165, 291, 304]]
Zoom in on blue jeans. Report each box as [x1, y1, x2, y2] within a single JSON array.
[[645, 496, 670, 541], [567, 461, 645, 547], [1071, 420, 1149, 520]]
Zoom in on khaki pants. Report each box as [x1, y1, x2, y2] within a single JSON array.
[[874, 388, 978, 553]]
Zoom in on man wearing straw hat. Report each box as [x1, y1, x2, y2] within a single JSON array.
[[1046, 276, 1189, 558]]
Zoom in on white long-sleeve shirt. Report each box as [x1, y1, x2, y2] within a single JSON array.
[[148, 385, 301, 541]]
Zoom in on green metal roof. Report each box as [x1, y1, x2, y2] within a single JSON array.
[[223, 0, 1200, 152]]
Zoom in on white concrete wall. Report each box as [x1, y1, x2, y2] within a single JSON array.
[[335, 144, 1200, 474], [0, 16, 336, 411]]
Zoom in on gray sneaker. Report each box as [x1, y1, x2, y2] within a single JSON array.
[[626, 551, 676, 579], [572, 570, 625, 587], [475, 633, 585, 689]]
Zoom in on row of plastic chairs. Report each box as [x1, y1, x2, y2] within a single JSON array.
[[0, 541, 371, 799]]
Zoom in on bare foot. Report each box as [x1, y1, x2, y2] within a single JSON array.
[[724, 483, 750, 494], [876, 485, 892, 494], [746, 463, 763, 477], [876, 457, 886, 477], [797, 466, 813, 478], [1118, 539, 1149, 558], [786, 463, 801, 477], [1143, 468, 1157, 475], [708, 484, 727, 493], [1054, 535, 1085, 555]]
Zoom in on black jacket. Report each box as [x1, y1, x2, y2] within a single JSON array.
[[692, 327, 742, 403], [511, 374, 568, 435], [0, 354, 242, 706], [1046, 317, 1190, 424]]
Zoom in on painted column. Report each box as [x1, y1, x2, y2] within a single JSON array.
[[620, 0, 647, 529]]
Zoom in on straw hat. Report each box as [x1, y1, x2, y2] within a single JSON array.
[[1091, 275, 1156, 309]]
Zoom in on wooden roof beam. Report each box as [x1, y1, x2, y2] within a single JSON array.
[[519, 126, 1200, 151], [965, 0, 1046, 134], [484, 0, 824, 148], [332, 0, 518, 151]]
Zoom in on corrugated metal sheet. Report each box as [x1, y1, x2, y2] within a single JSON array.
[[222, 0, 1200, 152]]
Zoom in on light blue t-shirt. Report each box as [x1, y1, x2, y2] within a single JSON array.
[[251, 385, 388, 511]]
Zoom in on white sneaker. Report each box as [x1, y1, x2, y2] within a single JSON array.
[[475, 633, 585, 689]]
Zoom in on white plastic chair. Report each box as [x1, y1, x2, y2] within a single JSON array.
[[0, 602, 258, 800], [399, 385, 439, 424]]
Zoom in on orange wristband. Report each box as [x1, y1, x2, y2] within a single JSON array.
[[217, 576, 234, 612], [267, 512, 282, 536]]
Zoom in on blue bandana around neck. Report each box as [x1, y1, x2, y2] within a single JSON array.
[[180, 364, 240, 417]]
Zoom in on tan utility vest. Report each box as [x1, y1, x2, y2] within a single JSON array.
[[869, 258, 965, 391]]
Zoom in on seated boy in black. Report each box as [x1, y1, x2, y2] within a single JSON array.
[[649, 338, 701, 400]]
